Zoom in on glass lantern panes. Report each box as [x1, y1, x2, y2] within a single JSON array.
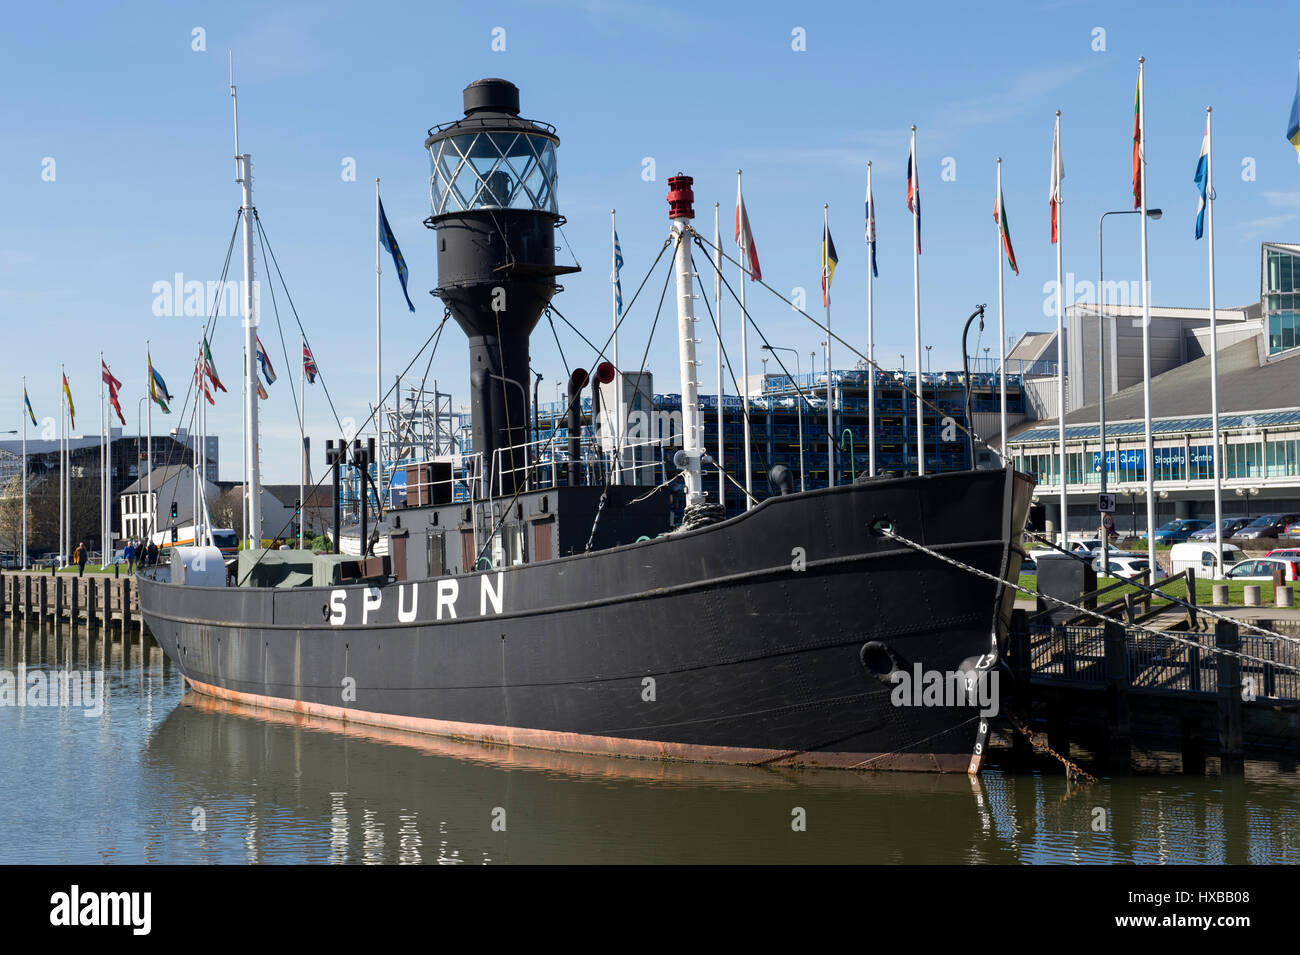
[[430, 131, 558, 215]]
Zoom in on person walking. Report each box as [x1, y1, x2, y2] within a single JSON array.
[[146, 540, 158, 567], [124, 539, 136, 574], [76, 541, 88, 577]]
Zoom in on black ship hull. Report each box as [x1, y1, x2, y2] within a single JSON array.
[[139, 467, 1033, 773]]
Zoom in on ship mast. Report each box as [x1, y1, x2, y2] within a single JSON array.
[[231, 55, 262, 547], [667, 175, 705, 509]]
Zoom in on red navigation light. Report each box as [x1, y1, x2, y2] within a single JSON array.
[[667, 174, 694, 220]]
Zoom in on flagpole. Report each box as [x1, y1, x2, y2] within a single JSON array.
[[22, 377, 28, 570], [375, 177, 383, 517], [59, 364, 65, 566], [738, 170, 754, 508], [609, 210, 621, 484], [822, 204, 835, 485], [1206, 105, 1224, 574], [911, 127, 924, 476], [100, 351, 106, 564], [300, 335, 306, 548], [867, 162, 876, 478], [713, 202, 725, 508], [1137, 57, 1157, 572], [996, 159, 1010, 481], [146, 342, 153, 549], [241, 344, 247, 547], [1053, 113, 1067, 547]]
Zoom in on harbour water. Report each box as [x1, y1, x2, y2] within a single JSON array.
[[1, 621, 1298, 865]]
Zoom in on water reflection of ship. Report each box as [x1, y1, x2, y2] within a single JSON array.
[[147, 690, 1027, 864]]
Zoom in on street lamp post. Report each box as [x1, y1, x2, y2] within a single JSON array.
[[762, 345, 805, 492], [1098, 207, 1161, 572]]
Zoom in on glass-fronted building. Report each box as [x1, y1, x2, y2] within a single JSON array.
[[1264, 242, 1300, 356]]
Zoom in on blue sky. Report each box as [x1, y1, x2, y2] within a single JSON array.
[[3, 0, 1299, 482]]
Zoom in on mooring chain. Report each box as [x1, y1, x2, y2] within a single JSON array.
[[1002, 710, 1096, 785], [873, 523, 1300, 677], [1025, 531, 1300, 649]]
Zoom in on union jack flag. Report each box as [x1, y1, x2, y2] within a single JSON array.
[[303, 343, 319, 384]]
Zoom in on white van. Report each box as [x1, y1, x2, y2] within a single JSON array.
[[1169, 541, 1245, 578]]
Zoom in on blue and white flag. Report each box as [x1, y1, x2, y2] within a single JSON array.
[[613, 231, 624, 316], [1194, 116, 1210, 240], [255, 335, 277, 386]]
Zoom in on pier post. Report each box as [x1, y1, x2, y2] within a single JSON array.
[[1103, 620, 1131, 769], [70, 577, 79, 631], [0, 571, 6, 619], [1007, 609, 1032, 765], [1180, 713, 1206, 775], [1215, 620, 1244, 776], [38, 575, 47, 622], [10, 574, 18, 619], [23, 574, 31, 621], [1243, 585, 1260, 607], [121, 579, 133, 669], [101, 578, 110, 633]]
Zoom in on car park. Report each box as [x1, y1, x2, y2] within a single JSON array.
[[1151, 519, 1213, 544], [1190, 518, 1252, 541], [1233, 513, 1300, 540], [1092, 554, 1168, 581]]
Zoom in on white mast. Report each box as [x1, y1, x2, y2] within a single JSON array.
[[866, 162, 876, 478], [1137, 57, 1156, 571], [1053, 113, 1067, 546], [668, 177, 704, 509], [21, 378, 27, 569], [996, 158, 1008, 475], [233, 56, 263, 548], [146, 342, 153, 547], [713, 202, 724, 507], [737, 170, 754, 508], [1206, 106, 1224, 573], [375, 177, 383, 515], [823, 203, 834, 487], [910, 127, 924, 475], [610, 209, 622, 484]]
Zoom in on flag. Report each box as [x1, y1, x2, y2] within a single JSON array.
[[995, 175, 1019, 275], [613, 231, 624, 316], [1132, 69, 1143, 209], [906, 140, 921, 254], [1050, 117, 1064, 244], [379, 197, 416, 312], [864, 180, 878, 278], [24, 388, 37, 427], [734, 179, 762, 282], [820, 222, 839, 306], [303, 343, 319, 384], [255, 336, 277, 386], [101, 360, 126, 426], [257, 381, 268, 401], [194, 359, 215, 405], [1287, 58, 1300, 162], [203, 337, 227, 392], [1194, 115, 1211, 240], [62, 373, 75, 429], [148, 354, 172, 414]]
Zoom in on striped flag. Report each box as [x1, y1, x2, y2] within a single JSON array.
[[148, 354, 172, 414], [62, 373, 75, 429], [1287, 56, 1300, 162], [734, 178, 762, 281], [864, 178, 878, 277], [1132, 68, 1144, 208], [995, 174, 1019, 275], [303, 343, 319, 384], [101, 360, 126, 426], [203, 337, 227, 393], [1050, 116, 1064, 244], [820, 222, 838, 306], [255, 336, 277, 386], [194, 358, 215, 405], [1194, 114, 1211, 240], [613, 231, 624, 316], [906, 140, 921, 254]]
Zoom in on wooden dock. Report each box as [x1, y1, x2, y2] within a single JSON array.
[[1007, 607, 1300, 774], [0, 570, 155, 666]]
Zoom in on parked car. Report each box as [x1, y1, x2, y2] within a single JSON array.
[[1169, 541, 1246, 578], [1233, 513, 1300, 540], [1266, 547, 1300, 559], [1066, 538, 1104, 556], [1151, 519, 1213, 544], [1189, 518, 1252, 541], [1092, 554, 1168, 581], [1225, 557, 1300, 581]]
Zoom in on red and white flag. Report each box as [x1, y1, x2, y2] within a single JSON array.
[[734, 177, 762, 282], [1050, 115, 1064, 244]]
